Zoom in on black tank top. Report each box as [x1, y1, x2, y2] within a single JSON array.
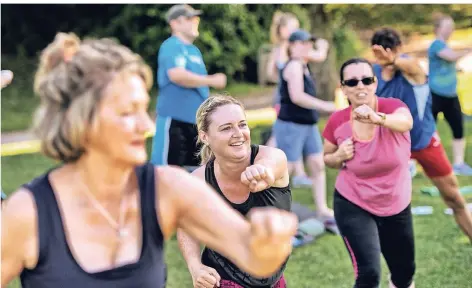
[[201, 145, 292, 287], [278, 60, 319, 125], [20, 163, 167, 288]]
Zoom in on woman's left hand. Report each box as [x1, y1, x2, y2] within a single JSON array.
[[353, 104, 383, 125]]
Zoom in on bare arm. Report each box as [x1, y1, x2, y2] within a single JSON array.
[[253, 145, 289, 188], [306, 38, 329, 63], [437, 47, 471, 62], [176, 166, 205, 274], [323, 140, 344, 169], [1, 189, 38, 286], [393, 57, 427, 84], [168, 68, 214, 88], [157, 166, 295, 277], [266, 48, 279, 83], [285, 61, 336, 112], [380, 107, 413, 133]]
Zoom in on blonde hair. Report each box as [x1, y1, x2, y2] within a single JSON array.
[[432, 12, 452, 33], [195, 94, 245, 165], [269, 11, 298, 44], [33, 32, 152, 162]]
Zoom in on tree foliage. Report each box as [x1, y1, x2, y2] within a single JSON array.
[[1, 4, 471, 87]]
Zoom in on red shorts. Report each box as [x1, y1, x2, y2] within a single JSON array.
[[411, 132, 453, 178]]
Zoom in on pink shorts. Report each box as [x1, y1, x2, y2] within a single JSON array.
[[219, 275, 287, 288]]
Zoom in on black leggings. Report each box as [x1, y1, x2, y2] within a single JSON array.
[[431, 92, 464, 139], [333, 191, 415, 288]]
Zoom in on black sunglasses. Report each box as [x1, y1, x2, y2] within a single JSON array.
[[342, 77, 375, 87]]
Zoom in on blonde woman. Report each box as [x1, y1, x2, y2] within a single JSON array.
[[178, 95, 291, 288], [1, 32, 297, 288]]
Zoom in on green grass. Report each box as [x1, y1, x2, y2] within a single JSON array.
[[2, 118, 472, 288]]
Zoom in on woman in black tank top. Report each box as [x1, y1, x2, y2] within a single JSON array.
[[177, 95, 292, 288], [274, 29, 338, 221], [1, 32, 299, 288]]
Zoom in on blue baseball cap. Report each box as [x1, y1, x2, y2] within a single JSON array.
[[288, 29, 316, 43]]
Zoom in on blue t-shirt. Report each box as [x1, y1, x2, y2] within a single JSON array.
[[373, 62, 435, 151], [428, 39, 457, 97], [156, 36, 209, 124]]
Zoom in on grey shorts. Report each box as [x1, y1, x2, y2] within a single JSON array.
[[273, 119, 323, 162]]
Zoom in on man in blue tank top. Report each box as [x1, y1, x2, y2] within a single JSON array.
[[150, 4, 227, 171], [370, 28, 472, 243]]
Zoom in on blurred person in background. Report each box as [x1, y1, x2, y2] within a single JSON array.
[[265, 11, 331, 189], [371, 27, 472, 243], [1, 32, 298, 288], [150, 4, 227, 172], [428, 12, 472, 176], [178, 95, 291, 288], [273, 29, 337, 220]]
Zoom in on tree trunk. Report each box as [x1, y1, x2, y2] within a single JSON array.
[[307, 4, 338, 101]]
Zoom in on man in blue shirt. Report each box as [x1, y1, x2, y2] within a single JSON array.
[[371, 27, 472, 243], [151, 4, 227, 171], [428, 13, 472, 175]]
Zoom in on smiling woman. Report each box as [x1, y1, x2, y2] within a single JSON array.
[[177, 94, 292, 288]]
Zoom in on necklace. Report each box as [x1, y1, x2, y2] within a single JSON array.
[[80, 174, 130, 240]]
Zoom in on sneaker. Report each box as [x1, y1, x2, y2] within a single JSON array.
[[453, 163, 472, 176], [291, 175, 312, 188]]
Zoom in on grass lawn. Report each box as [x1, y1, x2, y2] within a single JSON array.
[[2, 118, 472, 288]]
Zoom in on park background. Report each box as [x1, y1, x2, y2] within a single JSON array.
[[1, 3, 472, 287]]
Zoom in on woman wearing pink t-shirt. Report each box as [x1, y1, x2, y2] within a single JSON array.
[[322, 58, 415, 288]]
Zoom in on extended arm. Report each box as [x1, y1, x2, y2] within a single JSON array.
[[253, 146, 289, 187], [306, 38, 329, 63], [1, 189, 38, 286], [285, 61, 336, 112], [437, 47, 471, 62], [157, 166, 296, 278], [379, 107, 413, 133]]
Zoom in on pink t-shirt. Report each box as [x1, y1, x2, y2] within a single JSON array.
[[322, 97, 412, 216]]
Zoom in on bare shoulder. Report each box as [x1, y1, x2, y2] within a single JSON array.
[[2, 187, 37, 227], [256, 145, 287, 161], [156, 165, 194, 191], [283, 60, 302, 78], [154, 165, 196, 239], [191, 165, 206, 180]]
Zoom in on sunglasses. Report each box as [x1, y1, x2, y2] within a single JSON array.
[[342, 77, 375, 87]]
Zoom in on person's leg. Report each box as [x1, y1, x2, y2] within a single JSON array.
[[150, 115, 172, 166], [291, 159, 312, 188], [304, 124, 332, 217], [442, 96, 472, 175], [431, 91, 443, 122], [182, 122, 202, 172], [334, 191, 382, 288], [378, 205, 416, 288], [273, 119, 305, 175], [412, 135, 472, 242], [166, 119, 193, 168]]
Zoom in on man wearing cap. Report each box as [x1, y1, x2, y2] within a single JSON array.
[[151, 4, 227, 171], [273, 29, 337, 220]]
